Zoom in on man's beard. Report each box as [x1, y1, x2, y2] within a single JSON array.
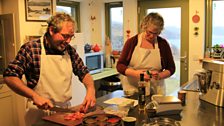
[[46, 32, 67, 52], [56, 41, 68, 52]]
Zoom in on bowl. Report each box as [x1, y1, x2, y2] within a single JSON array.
[[148, 117, 181, 126], [124, 89, 136, 97], [122, 116, 136, 126]]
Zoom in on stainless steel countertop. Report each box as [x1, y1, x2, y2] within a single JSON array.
[[34, 86, 224, 126], [96, 90, 224, 126]]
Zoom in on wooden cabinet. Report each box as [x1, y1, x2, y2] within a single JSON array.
[[0, 84, 16, 126], [0, 13, 16, 75]]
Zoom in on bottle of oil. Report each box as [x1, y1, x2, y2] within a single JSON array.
[[138, 73, 146, 111]]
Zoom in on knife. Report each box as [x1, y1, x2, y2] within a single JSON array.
[[50, 106, 76, 113]]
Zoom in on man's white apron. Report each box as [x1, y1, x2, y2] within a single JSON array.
[[25, 37, 73, 126], [121, 33, 165, 96]]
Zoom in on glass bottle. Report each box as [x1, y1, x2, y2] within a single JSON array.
[[138, 73, 146, 111], [205, 47, 211, 58]]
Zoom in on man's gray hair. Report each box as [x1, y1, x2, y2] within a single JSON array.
[[46, 12, 77, 33]]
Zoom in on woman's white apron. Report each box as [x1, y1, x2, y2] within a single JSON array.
[[25, 37, 73, 126], [121, 33, 165, 96]]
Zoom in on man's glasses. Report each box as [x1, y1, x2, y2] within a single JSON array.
[[59, 33, 75, 40]]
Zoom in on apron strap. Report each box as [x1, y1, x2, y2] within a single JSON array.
[[40, 36, 46, 55]]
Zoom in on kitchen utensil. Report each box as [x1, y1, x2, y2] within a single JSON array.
[[178, 90, 187, 106], [147, 95, 183, 115], [194, 71, 208, 93], [147, 117, 181, 126], [103, 105, 129, 118], [82, 113, 122, 126], [42, 113, 83, 126], [43, 105, 104, 125], [199, 59, 224, 107], [124, 89, 136, 97], [84, 43, 92, 53], [50, 106, 75, 113], [122, 116, 136, 126]]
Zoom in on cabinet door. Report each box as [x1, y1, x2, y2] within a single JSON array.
[[0, 84, 16, 126], [0, 13, 16, 75]]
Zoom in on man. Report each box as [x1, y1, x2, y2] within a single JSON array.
[[3, 12, 96, 125]]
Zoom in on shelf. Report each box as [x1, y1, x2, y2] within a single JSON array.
[[92, 68, 119, 81]]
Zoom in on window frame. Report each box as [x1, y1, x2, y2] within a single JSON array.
[[205, 0, 224, 50], [205, 0, 212, 50], [56, 0, 81, 32], [105, 2, 123, 41]]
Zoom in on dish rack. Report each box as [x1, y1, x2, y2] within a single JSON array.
[[211, 47, 224, 58]]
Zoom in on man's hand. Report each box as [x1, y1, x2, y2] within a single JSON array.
[[80, 89, 96, 113], [80, 73, 96, 113], [32, 94, 54, 110]]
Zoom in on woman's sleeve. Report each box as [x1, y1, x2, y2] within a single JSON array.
[[162, 41, 176, 75], [116, 39, 132, 75]]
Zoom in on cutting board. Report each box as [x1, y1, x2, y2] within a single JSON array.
[[42, 112, 83, 126], [42, 107, 104, 126]]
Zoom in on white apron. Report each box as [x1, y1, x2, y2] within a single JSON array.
[[25, 37, 73, 126], [121, 33, 165, 96]]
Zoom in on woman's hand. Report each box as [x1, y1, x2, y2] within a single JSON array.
[[147, 70, 161, 80]]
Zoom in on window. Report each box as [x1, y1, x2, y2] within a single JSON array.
[[206, 0, 224, 48], [56, 0, 80, 32], [105, 2, 123, 51], [56, 6, 72, 15]]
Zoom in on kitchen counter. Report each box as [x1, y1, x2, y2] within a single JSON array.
[[91, 68, 118, 81], [35, 90, 224, 126], [0, 68, 119, 84], [179, 92, 224, 126], [96, 90, 224, 126]]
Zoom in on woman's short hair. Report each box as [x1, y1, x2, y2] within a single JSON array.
[[140, 12, 164, 32]]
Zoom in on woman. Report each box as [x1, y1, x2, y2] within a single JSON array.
[[116, 12, 175, 95]]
